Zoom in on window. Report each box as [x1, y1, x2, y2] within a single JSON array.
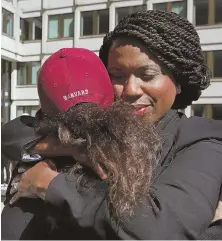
[[2, 8, 13, 37], [194, 0, 222, 26], [48, 14, 74, 39], [116, 5, 146, 25], [81, 9, 109, 36], [153, 1, 187, 18], [204, 51, 222, 78], [98, 10, 109, 34], [20, 17, 42, 41], [192, 104, 222, 120], [17, 62, 41, 85], [16, 106, 39, 117], [1, 59, 11, 125]]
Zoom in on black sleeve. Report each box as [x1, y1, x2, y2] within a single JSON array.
[[45, 172, 109, 238], [199, 220, 222, 240], [45, 140, 222, 240], [1, 116, 42, 161], [113, 140, 222, 239], [1, 199, 51, 240], [1, 117, 50, 240]]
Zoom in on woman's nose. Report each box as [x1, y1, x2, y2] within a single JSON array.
[[121, 74, 143, 102]]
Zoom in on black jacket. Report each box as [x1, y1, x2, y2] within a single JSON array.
[[1, 110, 222, 240]]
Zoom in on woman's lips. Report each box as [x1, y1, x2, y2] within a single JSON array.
[[135, 105, 152, 115]]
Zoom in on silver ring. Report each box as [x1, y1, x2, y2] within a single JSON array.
[[12, 182, 19, 191]]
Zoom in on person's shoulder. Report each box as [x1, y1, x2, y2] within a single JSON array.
[[2, 115, 37, 143], [180, 115, 222, 134], [2, 115, 36, 133], [175, 115, 222, 152], [2, 115, 41, 161]]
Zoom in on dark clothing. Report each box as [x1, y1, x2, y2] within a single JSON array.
[[2, 116, 102, 240], [1, 115, 43, 161], [199, 220, 222, 240], [1, 110, 222, 240]]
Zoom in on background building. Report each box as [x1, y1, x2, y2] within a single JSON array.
[[1, 0, 222, 124]]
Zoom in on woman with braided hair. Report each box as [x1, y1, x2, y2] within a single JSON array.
[[100, 10, 210, 112], [97, 10, 222, 239], [2, 10, 222, 240]]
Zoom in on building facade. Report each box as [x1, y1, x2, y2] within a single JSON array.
[[1, 0, 222, 123]]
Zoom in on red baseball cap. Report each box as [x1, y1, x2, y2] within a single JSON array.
[[38, 48, 114, 117]]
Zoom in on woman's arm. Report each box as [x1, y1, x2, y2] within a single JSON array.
[[11, 140, 222, 239], [5, 116, 222, 239], [114, 140, 222, 239]]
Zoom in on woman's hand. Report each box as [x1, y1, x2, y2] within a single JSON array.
[[31, 135, 108, 180], [9, 161, 59, 205], [31, 136, 74, 157]]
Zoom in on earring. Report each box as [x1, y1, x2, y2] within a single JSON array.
[[176, 85, 181, 94]]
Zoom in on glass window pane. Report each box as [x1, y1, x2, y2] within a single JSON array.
[[116, 7, 130, 25], [81, 11, 93, 36], [153, 1, 187, 18], [116, 6, 146, 25], [213, 51, 222, 78], [17, 63, 27, 85], [30, 107, 38, 116], [63, 14, 74, 37], [1, 60, 11, 125], [31, 64, 40, 85], [171, 1, 187, 17], [195, 0, 222, 26], [17, 62, 40, 85], [20, 18, 29, 41], [204, 51, 222, 78], [212, 104, 222, 120], [2, 9, 13, 36], [34, 17, 42, 40], [16, 106, 25, 117], [48, 15, 59, 39], [35, 25, 42, 40], [133, 5, 147, 13], [98, 10, 109, 34], [192, 104, 222, 120], [215, 0, 222, 24], [194, 0, 208, 26], [192, 104, 204, 117], [153, 3, 168, 12], [16, 106, 38, 117], [203, 51, 207, 64], [7, 15, 13, 36], [20, 17, 42, 41]]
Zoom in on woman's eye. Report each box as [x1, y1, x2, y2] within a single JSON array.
[[109, 73, 125, 81], [141, 71, 159, 81], [142, 74, 155, 81]]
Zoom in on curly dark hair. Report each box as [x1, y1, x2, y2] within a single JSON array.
[[35, 101, 161, 218], [99, 10, 211, 109]]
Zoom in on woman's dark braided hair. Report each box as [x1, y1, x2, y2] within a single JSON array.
[[99, 10, 211, 109]]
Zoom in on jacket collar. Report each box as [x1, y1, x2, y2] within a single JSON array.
[[156, 109, 182, 172]]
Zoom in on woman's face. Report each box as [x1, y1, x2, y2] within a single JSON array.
[[107, 38, 177, 122]]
